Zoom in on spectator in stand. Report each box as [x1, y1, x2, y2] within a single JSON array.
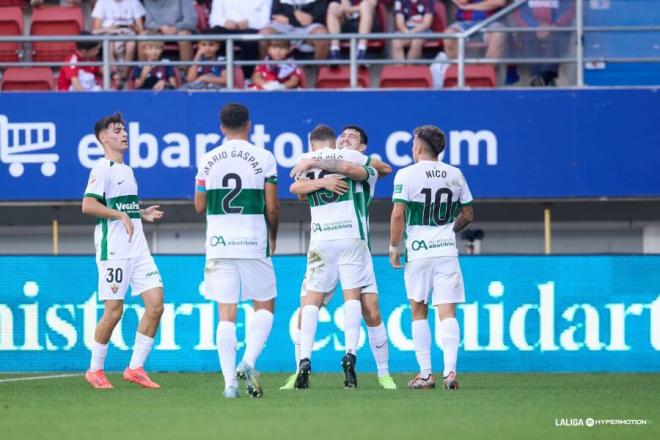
[[513, 0, 575, 86], [443, 0, 507, 60], [183, 31, 227, 89], [326, 0, 379, 60], [209, 0, 272, 77], [251, 39, 303, 90], [31, 0, 81, 6], [391, 0, 434, 61], [91, 0, 145, 82], [58, 32, 102, 91], [130, 40, 178, 90], [260, 0, 329, 60], [143, 0, 197, 62]]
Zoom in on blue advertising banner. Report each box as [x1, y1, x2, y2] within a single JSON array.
[[0, 255, 657, 373], [0, 89, 659, 201]]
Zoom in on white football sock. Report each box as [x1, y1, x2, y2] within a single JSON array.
[[299, 304, 320, 361], [440, 317, 460, 377], [216, 321, 238, 389], [412, 319, 432, 377], [89, 340, 108, 372], [367, 323, 390, 377], [293, 325, 301, 369], [344, 299, 362, 355], [241, 309, 274, 368], [128, 332, 154, 370], [358, 42, 367, 51]]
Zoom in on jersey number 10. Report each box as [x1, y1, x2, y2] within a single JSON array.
[[421, 188, 454, 226]]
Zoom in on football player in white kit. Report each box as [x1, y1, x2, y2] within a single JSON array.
[[82, 113, 165, 389], [194, 103, 280, 399], [389, 125, 474, 390]]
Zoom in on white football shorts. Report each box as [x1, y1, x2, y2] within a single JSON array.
[[404, 256, 465, 305], [97, 255, 162, 301], [304, 238, 375, 294], [203, 258, 277, 303]]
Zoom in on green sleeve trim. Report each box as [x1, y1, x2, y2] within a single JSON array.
[[365, 156, 372, 166], [265, 176, 278, 184], [83, 193, 104, 201], [392, 198, 408, 206]]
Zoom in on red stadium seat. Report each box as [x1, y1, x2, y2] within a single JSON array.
[[1, 67, 55, 91], [443, 65, 496, 88], [316, 66, 370, 89], [30, 6, 84, 62], [340, 2, 388, 52], [424, 1, 448, 51], [195, 2, 209, 31], [0, 6, 23, 62], [379, 65, 432, 88], [0, 0, 28, 7]]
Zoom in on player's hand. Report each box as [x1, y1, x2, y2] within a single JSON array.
[[119, 212, 134, 243], [141, 205, 164, 222], [322, 176, 348, 195], [289, 158, 315, 178], [390, 250, 402, 269]]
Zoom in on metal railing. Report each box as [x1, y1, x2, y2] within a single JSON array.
[[0, 0, 659, 90]]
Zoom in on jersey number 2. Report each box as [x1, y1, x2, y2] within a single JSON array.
[[222, 173, 243, 214]]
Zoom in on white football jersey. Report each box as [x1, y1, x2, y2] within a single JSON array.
[[196, 139, 278, 259], [392, 160, 473, 259], [83, 158, 150, 261], [297, 148, 376, 242]]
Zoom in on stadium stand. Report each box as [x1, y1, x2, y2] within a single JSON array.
[[379, 65, 432, 88], [316, 66, 371, 88], [423, 1, 447, 52], [443, 64, 496, 88], [0, 0, 27, 7], [30, 6, 84, 62], [1, 66, 55, 90], [0, 6, 23, 62], [338, 2, 389, 53]]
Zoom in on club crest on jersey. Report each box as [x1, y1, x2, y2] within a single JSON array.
[[110, 284, 119, 294]]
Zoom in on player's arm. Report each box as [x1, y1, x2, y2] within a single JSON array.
[[369, 157, 392, 178], [453, 205, 474, 233], [389, 202, 406, 269], [291, 158, 368, 181], [140, 205, 164, 222], [194, 178, 207, 214], [265, 182, 280, 255], [82, 196, 134, 242], [289, 176, 348, 196]]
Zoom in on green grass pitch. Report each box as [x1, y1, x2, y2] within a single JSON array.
[[0, 373, 658, 440]]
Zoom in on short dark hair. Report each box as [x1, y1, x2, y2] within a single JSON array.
[[269, 39, 292, 49], [342, 125, 368, 145], [76, 31, 101, 51], [94, 112, 125, 142], [309, 124, 336, 143], [414, 125, 446, 155], [220, 103, 250, 130]]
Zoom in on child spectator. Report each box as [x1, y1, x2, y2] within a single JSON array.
[[326, 0, 379, 60], [130, 40, 178, 90], [391, 0, 435, 61], [251, 40, 303, 90], [183, 34, 227, 90], [57, 32, 102, 92], [91, 0, 146, 81]]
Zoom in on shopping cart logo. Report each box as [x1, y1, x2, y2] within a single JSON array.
[[0, 114, 59, 177]]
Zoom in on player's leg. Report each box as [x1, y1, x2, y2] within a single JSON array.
[[86, 259, 131, 388], [361, 292, 396, 389], [296, 290, 326, 388], [341, 287, 362, 388], [86, 298, 123, 388], [280, 289, 304, 390], [203, 259, 241, 397], [121, 257, 164, 388], [405, 258, 436, 389], [432, 257, 465, 390], [235, 258, 276, 397]]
